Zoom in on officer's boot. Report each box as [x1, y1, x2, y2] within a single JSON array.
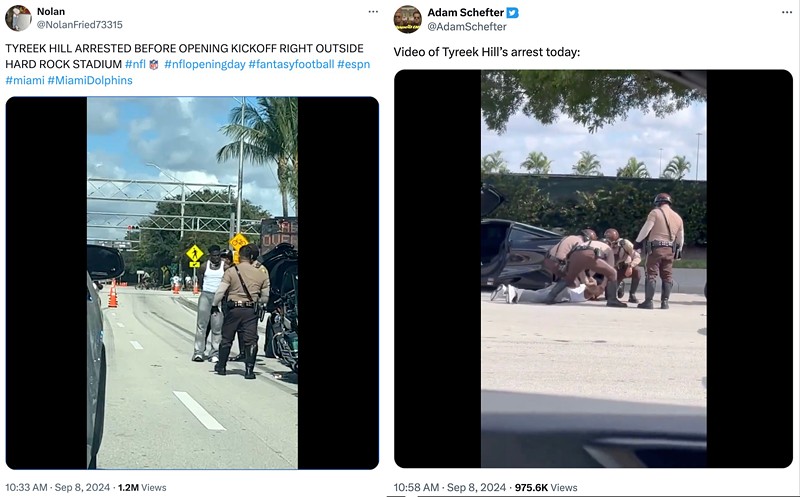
[[628, 278, 640, 303], [660, 281, 673, 309], [543, 279, 569, 305], [637, 279, 656, 309], [605, 280, 628, 307], [244, 344, 258, 380], [231, 334, 246, 361], [215, 344, 231, 375]]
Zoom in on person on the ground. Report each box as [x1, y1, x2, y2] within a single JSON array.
[[500, 277, 605, 304], [543, 233, 627, 307]]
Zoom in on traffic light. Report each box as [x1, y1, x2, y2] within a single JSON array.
[[126, 225, 139, 231]]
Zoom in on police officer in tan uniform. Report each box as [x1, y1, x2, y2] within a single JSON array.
[[543, 230, 627, 307], [633, 193, 684, 309], [219, 249, 247, 362], [604, 228, 642, 303], [543, 229, 597, 284], [212, 243, 270, 379]]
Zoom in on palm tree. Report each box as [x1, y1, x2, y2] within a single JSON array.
[[216, 97, 298, 217], [481, 151, 510, 174], [572, 150, 603, 176], [616, 157, 650, 178], [520, 151, 552, 175], [662, 155, 691, 180]]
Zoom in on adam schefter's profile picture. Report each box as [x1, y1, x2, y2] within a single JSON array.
[[5, 5, 32, 31], [394, 5, 421, 33]]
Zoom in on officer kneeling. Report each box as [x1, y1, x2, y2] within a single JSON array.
[[211, 243, 270, 379]]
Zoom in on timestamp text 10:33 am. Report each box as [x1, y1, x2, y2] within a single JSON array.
[[5, 482, 168, 492]]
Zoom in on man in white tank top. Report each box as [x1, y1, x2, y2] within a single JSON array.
[[192, 245, 229, 362]]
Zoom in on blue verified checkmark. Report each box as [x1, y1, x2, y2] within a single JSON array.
[[506, 7, 519, 18]]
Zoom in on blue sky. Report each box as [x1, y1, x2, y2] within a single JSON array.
[[87, 97, 289, 240], [481, 100, 707, 180]]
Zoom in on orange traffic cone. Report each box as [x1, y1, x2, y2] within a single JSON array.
[[173, 283, 180, 294], [193, 281, 199, 295], [108, 285, 118, 308]]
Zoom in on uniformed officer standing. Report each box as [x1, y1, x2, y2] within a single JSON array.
[[543, 230, 627, 307], [212, 243, 270, 379], [603, 228, 642, 303], [633, 193, 685, 309], [219, 249, 247, 362]]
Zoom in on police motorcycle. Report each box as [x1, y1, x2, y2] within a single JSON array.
[[258, 243, 299, 374]]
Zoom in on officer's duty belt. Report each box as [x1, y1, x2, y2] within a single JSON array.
[[545, 253, 564, 264], [229, 301, 255, 308], [650, 240, 674, 248]]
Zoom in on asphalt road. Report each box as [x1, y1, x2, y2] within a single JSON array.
[[99, 286, 297, 469], [481, 290, 707, 407]]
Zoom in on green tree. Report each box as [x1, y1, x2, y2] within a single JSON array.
[[520, 151, 552, 175], [616, 157, 650, 178], [129, 189, 270, 279], [481, 151, 510, 174], [484, 174, 706, 246], [216, 97, 298, 217], [662, 155, 691, 180], [481, 70, 706, 134], [572, 151, 603, 176]]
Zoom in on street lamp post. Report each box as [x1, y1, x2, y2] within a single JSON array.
[[658, 148, 663, 177], [232, 97, 245, 235], [146, 162, 185, 239], [695, 133, 702, 181]]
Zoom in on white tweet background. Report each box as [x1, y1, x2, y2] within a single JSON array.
[[1, 0, 798, 495]]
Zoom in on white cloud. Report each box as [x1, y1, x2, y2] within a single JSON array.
[[129, 117, 155, 137], [86, 99, 119, 134], [87, 97, 290, 242], [87, 151, 126, 179]]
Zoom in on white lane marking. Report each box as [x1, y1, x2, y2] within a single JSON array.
[[129, 341, 143, 350], [117, 322, 125, 328], [173, 391, 226, 431]]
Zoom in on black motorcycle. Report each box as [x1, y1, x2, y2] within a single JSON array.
[[260, 243, 298, 374]]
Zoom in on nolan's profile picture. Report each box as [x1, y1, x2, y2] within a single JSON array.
[[5, 5, 32, 31], [394, 5, 421, 33]]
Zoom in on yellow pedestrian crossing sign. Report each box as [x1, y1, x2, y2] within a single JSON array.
[[186, 244, 204, 262], [229, 233, 249, 250]]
